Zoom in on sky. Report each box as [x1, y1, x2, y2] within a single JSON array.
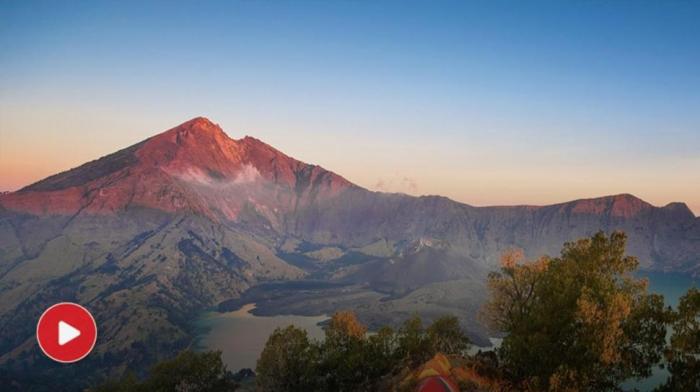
[[1, 0, 699, 215]]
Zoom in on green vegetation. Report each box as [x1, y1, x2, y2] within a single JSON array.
[[95, 231, 700, 392], [93, 350, 238, 392], [658, 287, 700, 391], [256, 311, 470, 391], [255, 326, 319, 391], [482, 232, 669, 390], [255, 232, 700, 391]]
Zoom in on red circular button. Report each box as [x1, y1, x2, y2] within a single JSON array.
[[36, 302, 97, 363]]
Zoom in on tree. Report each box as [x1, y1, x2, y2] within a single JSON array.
[[145, 350, 237, 391], [365, 326, 399, 378], [256, 326, 319, 392], [659, 288, 700, 391], [93, 350, 237, 392], [427, 315, 470, 355], [482, 232, 667, 391], [318, 311, 371, 391], [396, 315, 433, 367]]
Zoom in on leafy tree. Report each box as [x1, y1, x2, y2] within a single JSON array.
[[318, 311, 371, 391], [365, 326, 399, 379], [326, 310, 367, 341], [367, 326, 398, 359], [427, 315, 471, 355], [396, 315, 434, 367], [621, 292, 668, 379], [658, 287, 700, 391], [482, 232, 667, 391], [144, 350, 237, 391], [256, 326, 319, 392]]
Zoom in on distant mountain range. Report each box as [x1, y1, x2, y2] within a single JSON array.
[[1, 117, 698, 387]]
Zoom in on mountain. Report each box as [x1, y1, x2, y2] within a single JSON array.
[[2, 117, 351, 220], [1, 117, 698, 388]]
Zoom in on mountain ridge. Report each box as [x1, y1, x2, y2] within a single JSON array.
[[2, 117, 695, 221], [2, 117, 697, 274], [0, 117, 698, 387]]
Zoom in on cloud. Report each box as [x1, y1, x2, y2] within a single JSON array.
[[401, 176, 418, 192], [173, 164, 261, 186], [373, 174, 419, 194], [374, 179, 388, 190], [233, 164, 261, 184], [177, 167, 215, 185]]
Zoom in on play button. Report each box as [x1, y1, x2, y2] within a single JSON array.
[[58, 321, 81, 346], [36, 302, 97, 363]]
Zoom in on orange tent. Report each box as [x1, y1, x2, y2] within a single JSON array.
[[415, 354, 460, 392], [417, 375, 460, 392]]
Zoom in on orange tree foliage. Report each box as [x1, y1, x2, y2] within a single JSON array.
[[482, 232, 668, 391]]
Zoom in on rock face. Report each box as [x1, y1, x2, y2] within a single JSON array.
[[0, 117, 698, 387]]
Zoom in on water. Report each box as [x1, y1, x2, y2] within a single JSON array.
[[639, 270, 699, 308], [196, 303, 328, 371], [468, 337, 503, 355]]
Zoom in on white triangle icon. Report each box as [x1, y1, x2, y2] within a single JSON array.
[[58, 321, 81, 346]]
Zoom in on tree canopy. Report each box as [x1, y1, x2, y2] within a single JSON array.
[[93, 350, 237, 392], [482, 231, 668, 391], [255, 312, 470, 391]]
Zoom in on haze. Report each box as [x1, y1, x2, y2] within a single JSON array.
[[1, 1, 698, 214]]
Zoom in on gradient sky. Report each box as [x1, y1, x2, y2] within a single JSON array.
[[1, 1, 699, 215]]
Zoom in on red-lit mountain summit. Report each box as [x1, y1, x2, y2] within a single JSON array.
[[1, 117, 351, 220]]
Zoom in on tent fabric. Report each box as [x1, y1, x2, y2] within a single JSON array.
[[417, 376, 460, 392], [417, 354, 452, 379], [415, 353, 460, 392]]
